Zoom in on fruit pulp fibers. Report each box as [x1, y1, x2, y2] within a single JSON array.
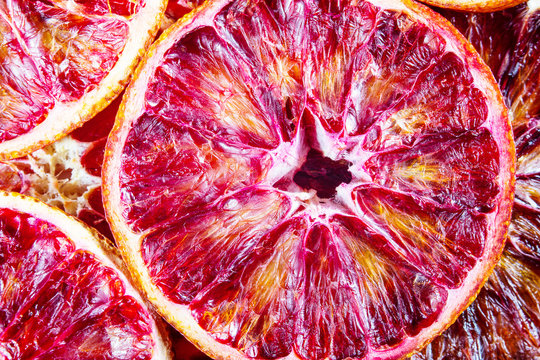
[[0, 207, 154, 359]]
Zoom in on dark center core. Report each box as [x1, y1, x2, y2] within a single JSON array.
[[293, 149, 352, 199]]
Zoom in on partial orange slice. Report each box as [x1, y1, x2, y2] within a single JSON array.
[[0, 0, 166, 160], [0, 95, 119, 240], [103, 1, 514, 359], [0, 191, 172, 359], [418, 0, 526, 12]]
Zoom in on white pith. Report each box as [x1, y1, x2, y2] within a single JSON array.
[[103, 0, 514, 359], [0, 191, 171, 360], [0, 0, 167, 160]]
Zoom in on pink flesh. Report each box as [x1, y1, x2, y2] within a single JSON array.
[[118, 1, 505, 358], [0, 0, 130, 142], [0, 208, 154, 359]]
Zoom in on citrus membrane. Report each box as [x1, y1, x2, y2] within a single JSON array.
[[0, 191, 171, 359], [103, 0, 514, 359], [0, 0, 166, 160]]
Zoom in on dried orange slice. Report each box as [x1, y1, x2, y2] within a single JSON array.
[[413, 3, 540, 358], [0, 191, 171, 359], [0, 0, 166, 160], [418, 0, 526, 12], [103, 1, 514, 359]]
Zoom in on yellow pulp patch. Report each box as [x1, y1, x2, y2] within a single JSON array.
[[367, 199, 451, 261], [267, 53, 302, 98], [201, 65, 273, 142], [392, 158, 452, 187]]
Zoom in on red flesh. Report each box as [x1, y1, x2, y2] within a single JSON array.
[[0, 208, 154, 359], [116, 1, 509, 358], [0, 0, 130, 142]]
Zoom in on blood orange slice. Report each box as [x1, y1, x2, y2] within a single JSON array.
[[412, 3, 540, 358], [418, 0, 526, 12], [0, 0, 166, 160], [103, 1, 514, 359], [0, 191, 171, 359]]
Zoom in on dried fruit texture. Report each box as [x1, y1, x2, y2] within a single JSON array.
[[103, 1, 514, 359], [0, 0, 166, 160], [0, 95, 214, 360], [0, 96, 119, 241], [166, 0, 205, 19], [412, 2, 540, 359], [418, 0, 526, 12], [0, 191, 171, 359]]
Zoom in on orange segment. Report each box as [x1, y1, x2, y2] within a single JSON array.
[[352, 186, 486, 288], [119, 115, 272, 231], [365, 129, 500, 210], [191, 217, 306, 358], [141, 188, 292, 304], [145, 26, 285, 149], [335, 215, 448, 348]]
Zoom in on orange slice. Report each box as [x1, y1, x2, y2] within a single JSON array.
[[0, 191, 172, 359], [418, 0, 526, 12], [103, 1, 514, 359], [0, 0, 166, 160], [413, 3, 540, 358]]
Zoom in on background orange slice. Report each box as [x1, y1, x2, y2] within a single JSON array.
[[0, 0, 166, 160]]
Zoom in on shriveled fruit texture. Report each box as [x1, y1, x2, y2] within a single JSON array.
[[0, 192, 170, 359], [0, 96, 119, 240], [0, 0, 165, 160], [103, 1, 514, 359], [412, 3, 540, 359], [418, 0, 526, 12]]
